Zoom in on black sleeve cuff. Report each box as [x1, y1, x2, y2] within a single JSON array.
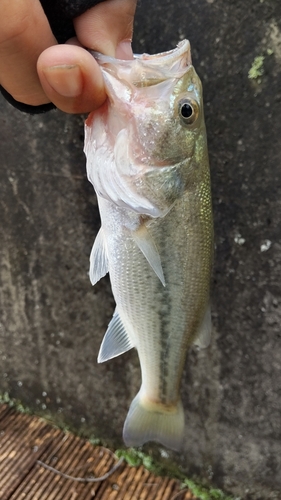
[[57, 0, 106, 18], [0, 85, 56, 114]]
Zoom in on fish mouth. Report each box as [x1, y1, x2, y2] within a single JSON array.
[[90, 39, 192, 83], [135, 39, 191, 65]]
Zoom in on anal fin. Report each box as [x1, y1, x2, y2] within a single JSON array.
[[98, 310, 134, 363], [132, 225, 165, 286], [89, 227, 109, 286], [193, 303, 212, 349]]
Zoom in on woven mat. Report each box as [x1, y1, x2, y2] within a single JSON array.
[[0, 404, 198, 500]]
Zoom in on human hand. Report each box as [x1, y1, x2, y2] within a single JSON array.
[[0, 0, 137, 113]]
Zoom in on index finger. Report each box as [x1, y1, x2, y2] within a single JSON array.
[[74, 0, 137, 57]]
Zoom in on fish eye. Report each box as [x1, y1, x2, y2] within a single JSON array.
[[178, 98, 199, 125]]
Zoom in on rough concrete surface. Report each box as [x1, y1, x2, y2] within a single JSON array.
[[0, 1, 280, 499]]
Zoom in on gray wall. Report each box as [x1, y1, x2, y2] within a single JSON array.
[[0, 1, 280, 498]]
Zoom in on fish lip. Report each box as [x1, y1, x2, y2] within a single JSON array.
[[134, 39, 190, 63], [90, 39, 190, 63], [89, 39, 191, 78]]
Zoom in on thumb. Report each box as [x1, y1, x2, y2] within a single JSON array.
[[73, 0, 137, 59]]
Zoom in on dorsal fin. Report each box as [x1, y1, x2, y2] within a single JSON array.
[[98, 310, 135, 363], [132, 225, 165, 286], [89, 227, 109, 286]]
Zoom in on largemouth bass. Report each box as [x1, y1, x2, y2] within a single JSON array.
[[84, 40, 213, 451]]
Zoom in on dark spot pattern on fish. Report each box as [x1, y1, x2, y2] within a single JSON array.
[[156, 229, 178, 405], [158, 287, 172, 404]]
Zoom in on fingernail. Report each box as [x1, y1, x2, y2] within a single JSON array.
[[43, 65, 83, 97], [116, 41, 133, 60]]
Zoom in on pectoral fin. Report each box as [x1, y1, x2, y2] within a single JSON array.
[[193, 303, 212, 348], [132, 225, 165, 286], [98, 310, 135, 363], [89, 227, 109, 286]]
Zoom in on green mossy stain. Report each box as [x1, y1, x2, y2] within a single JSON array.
[[183, 478, 240, 500], [0, 391, 32, 414], [115, 448, 162, 473], [115, 448, 240, 500], [248, 49, 273, 81], [248, 55, 265, 80], [0, 392, 89, 437]]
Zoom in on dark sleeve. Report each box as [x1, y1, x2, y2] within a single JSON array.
[[0, 0, 107, 114]]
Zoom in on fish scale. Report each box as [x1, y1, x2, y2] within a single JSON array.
[[84, 39, 213, 451]]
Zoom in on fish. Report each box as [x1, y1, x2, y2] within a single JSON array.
[[84, 39, 213, 451]]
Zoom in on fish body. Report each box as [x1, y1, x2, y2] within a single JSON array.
[[84, 40, 213, 451]]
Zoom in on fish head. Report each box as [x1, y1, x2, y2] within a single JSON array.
[[130, 65, 205, 166], [85, 41, 209, 217]]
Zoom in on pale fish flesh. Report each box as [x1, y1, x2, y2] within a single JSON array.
[[84, 40, 213, 451]]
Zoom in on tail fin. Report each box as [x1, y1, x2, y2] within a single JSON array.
[[123, 391, 185, 451]]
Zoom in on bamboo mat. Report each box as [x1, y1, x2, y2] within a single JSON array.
[[0, 404, 198, 500]]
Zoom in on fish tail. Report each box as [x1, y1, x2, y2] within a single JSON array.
[[123, 390, 185, 451]]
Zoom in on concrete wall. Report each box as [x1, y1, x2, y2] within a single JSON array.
[[0, 0, 280, 498]]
